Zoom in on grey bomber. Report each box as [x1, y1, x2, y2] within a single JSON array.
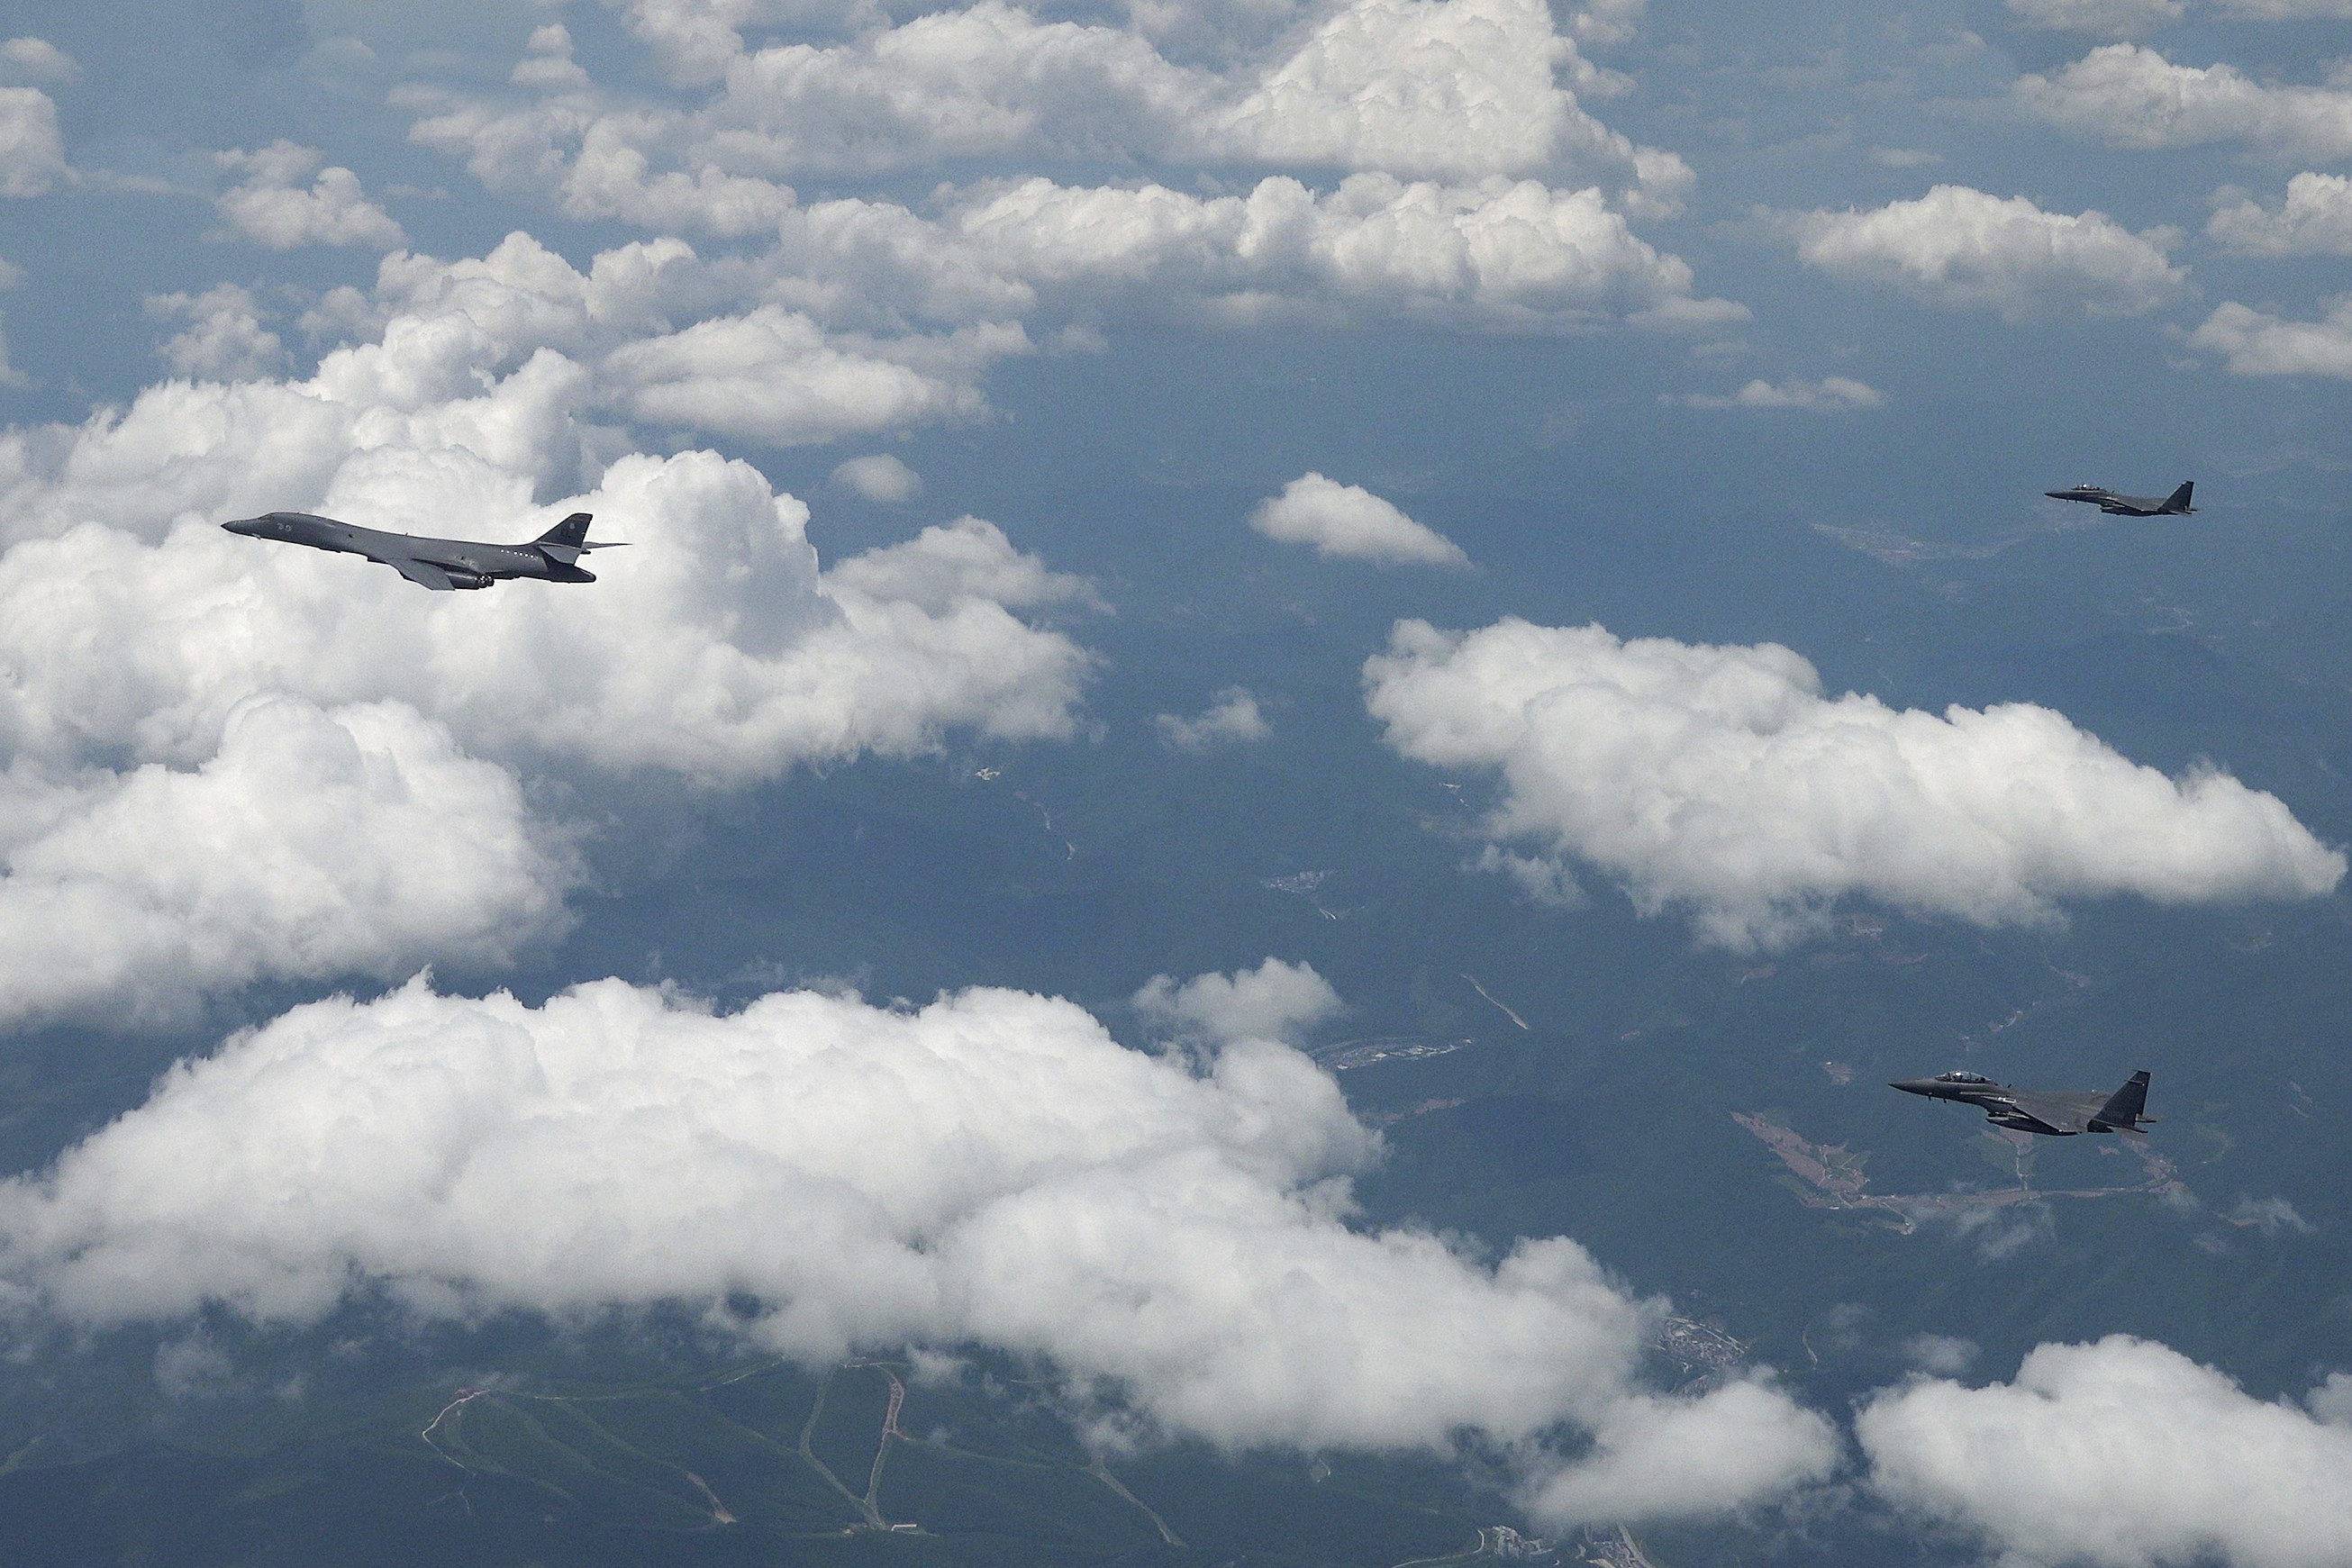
[[222, 510, 625, 591]]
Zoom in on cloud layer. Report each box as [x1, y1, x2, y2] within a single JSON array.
[[1363, 618, 2344, 948], [0, 224, 1105, 1024], [0, 969, 1837, 1519], [1859, 1336, 2352, 1568]]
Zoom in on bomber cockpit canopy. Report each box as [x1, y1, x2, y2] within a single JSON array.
[[1935, 1070, 1993, 1084]]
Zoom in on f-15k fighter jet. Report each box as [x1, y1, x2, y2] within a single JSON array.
[[2044, 481, 2195, 517], [222, 510, 625, 591], [1890, 1069, 2155, 1138]]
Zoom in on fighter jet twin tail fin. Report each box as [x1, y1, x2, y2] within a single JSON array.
[[2089, 1069, 2155, 1138]]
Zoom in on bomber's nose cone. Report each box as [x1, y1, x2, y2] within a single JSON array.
[[222, 517, 262, 535]]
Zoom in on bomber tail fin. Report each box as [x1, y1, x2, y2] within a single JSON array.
[[2165, 481, 2194, 513], [2092, 1070, 2151, 1133], [535, 512, 593, 550], [531, 512, 628, 565]]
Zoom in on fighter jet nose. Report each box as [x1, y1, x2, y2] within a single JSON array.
[[2044, 490, 2070, 500], [222, 517, 260, 535], [1889, 1079, 1934, 1095]]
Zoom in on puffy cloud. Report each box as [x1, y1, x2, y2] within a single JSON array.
[[1361, 617, 2345, 950], [144, 285, 289, 381], [1902, 1334, 1980, 1375], [1790, 186, 2184, 322], [0, 972, 1829, 1510], [0, 86, 65, 197], [1209, 0, 1671, 188], [1567, 0, 1646, 48], [603, 304, 1007, 446], [932, 173, 1737, 331], [0, 467, 1094, 784], [0, 697, 577, 1030], [1670, 376, 1884, 411], [1468, 843, 1585, 908], [0, 38, 76, 82], [1155, 685, 1274, 750], [405, 0, 1696, 234], [2187, 296, 2352, 377], [822, 512, 1103, 617], [1521, 1381, 1842, 1527], [1858, 1337, 2352, 1568], [831, 452, 923, 503], [0, 230, 1029, 541], [2016, 46, 2352, 160], [2213, 0, 2352, 13], [0, 259, 24, 390], [1133, 956, 1343, 1046], [0, 228, 1101, 1022], [213, 142, 406, 251], [2208, 172, 2352, 256], [2003, 0, 2183, 38], [1250, 472, 1468, 566]]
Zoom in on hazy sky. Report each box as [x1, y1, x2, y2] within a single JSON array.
[[3, 2, 2352, 1560]]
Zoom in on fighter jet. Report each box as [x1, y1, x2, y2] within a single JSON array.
[[2044, 481, 2195, 517], [1890, 1069, 2154, 1137], [222, 511, 625, 591]]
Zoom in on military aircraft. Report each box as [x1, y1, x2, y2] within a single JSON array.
[[1890, 1069, 2155, 1138], [222, 511, 625, 591], [2044, 481, 2195, 517]]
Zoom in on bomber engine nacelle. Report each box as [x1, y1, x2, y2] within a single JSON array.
[[444, 570, 495, 590]]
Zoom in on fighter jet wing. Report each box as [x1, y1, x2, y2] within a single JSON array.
[[386, 556, 459, 591], [1999, 1089, 2102, 1134]]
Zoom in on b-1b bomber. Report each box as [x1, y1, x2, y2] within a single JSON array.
[[223, 510, 626, 591], [1890, 1069, 2155, 1138]]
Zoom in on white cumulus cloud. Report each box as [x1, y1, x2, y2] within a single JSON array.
[[2016, 45, 2352, 160], [1790, 186, 2184, 322], [0, 86, 65, 197], [1155, 686, 1274, 750], [1362, 617, 2345, 950], [2213, 0, 2352, 13], [0, 697, 577, 1030], [1670, 376, 1884, 411], [2004, 0, 2183, 39], [1251, 472, 1468, 566], [1859, 1336, 2352, 1568], [2209, 173, 2352, 256], [412, 0, 1689, 220], [144, 285, 289, 381], [0, 228, 1103, 1023], [831, 452, 923, 503], [1134, 956, 1341, 1047], [0, 38, 76, 82], [2188, 297, 2352, 376], [214, 142, 406, 250], [0, 971, 1834, 1520]]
